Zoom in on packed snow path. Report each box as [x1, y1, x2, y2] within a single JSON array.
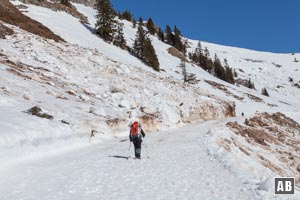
[[0, 120, 254, 200]]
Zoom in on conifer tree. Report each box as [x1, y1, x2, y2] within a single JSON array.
[[247, 78, 255, 89], [116, 11, 122, 19], [139, 17, 143, 25], [204, 47, 210, 58], [146, 18, 156, 35], [61, 0, 71, 7], [133, 22, 146, 58], [173, 26, 184, 53], [95, 0, 117, 43], [195, 41, 203, 58], [142, 38, 160, 71], [132, 18, 136, 28], [234, 69, 238, 77], [122, 10, 133, 21], [192, 41, 204, 66], [179, 59, 187, 82], [206, 58, 214, 73], [158, 27, 164, 42], [133, 21, 159, 71], [261, 88, 269, 96], [203, 47, 211, 71], [113, 22, 126, 49], [165, 25, 174, 45], [179, 59, 197, 84], [213, 54, 226, 80], [188, 52, 192, 60], [225, 67, 235, 84], [223, 59, 234, 84]]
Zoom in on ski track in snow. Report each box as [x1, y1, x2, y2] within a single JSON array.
[[0, 120, 254, 200]]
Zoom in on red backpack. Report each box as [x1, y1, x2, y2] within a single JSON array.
[[130, 121, 139, 138]]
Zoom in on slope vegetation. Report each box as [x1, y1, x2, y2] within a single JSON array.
[[0, 0, 63, 41]]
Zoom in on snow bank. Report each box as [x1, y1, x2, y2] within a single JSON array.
[[201, 114, 300, 199]]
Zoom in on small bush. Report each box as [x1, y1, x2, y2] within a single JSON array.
[[261, 88, 269, 97]]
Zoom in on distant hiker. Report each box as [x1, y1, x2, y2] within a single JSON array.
[[241, 112, 244, 117], [129, 120, 145, 159]]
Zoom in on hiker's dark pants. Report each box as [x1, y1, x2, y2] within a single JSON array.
[[132, 137, 142, 158]]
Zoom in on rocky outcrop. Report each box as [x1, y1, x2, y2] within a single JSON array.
[[226, 112, 300, 183], [185, 101, 236, 123], [168, 47, 186, 61], [19, 0, 89, 24], [24, 106, 54, 120], [0, 22, 14, 38]]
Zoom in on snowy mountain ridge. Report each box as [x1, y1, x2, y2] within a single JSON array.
[[0, 0, 300, 199]]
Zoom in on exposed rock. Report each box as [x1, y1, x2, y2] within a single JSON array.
[[185, 100, 236, 123], [140, 114, 160, 132], [22, 94, 30, 100], [235, 78, 249, 87], [24, 106, 54, 120], [167, 47, 186, 61], [110, 85, 125, 94], [227, 112, 300, 176], [66, 90, 76, 96], [224, 101, 236, 117], [0, 22, 14, 38], [294, 83, 300, 89], [61, 119, 70, 125], [297, 164, 300, 173], [227, 121, 271, 146]]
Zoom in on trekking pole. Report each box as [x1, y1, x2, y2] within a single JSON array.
[[126, 141, 131, 159], [144, 141, 150, 159]]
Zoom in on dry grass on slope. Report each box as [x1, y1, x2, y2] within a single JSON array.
[[19, 0, 89, 24], [0, 22, 14, 38], [227, 112, 300, 180], [0, 0, 63, 42]]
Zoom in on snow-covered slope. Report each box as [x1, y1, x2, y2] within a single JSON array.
[[18, 1, 300, 118], [1, 1, 300, 199], [0, 23, 235, 162], [188, 39, 300, 105], [0, 120, 257, 200]]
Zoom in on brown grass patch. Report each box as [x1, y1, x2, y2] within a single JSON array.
[[0, 22, 14, 38], [258, 154, 284, 174], [246, 93, 263, 102], [139, 114, 159, 132], [227, 121, 274, 146], [0, 0, 63, 41], [205, 80, 243, 101], [106, 118, 127, 127], [227, 112, 300, 178], [19, 0, 88, 24]]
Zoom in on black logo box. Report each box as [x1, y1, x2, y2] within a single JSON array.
[[275, 177, 295, 195]]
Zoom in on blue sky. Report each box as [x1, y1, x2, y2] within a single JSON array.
[[111, 0, 300, 53]]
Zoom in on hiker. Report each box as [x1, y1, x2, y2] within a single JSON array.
[[129, 120, 145, 159]]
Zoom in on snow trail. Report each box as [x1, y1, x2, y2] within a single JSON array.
[[0, 120, 255, 200]]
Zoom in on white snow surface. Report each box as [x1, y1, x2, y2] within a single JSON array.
[[0, 1, 300, 199], [0, 120, 256, 200]]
